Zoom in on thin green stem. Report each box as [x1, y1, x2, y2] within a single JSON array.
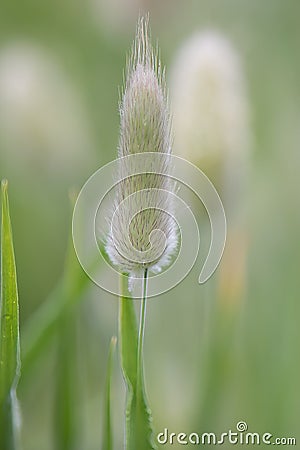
[[119, 269, 155, 449], [137, 268, 148, 391]]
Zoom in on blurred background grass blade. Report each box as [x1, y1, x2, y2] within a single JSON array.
[[53, 195, 85, 450], [54, 307, 78, 450], [102, 335, 117, 450], [0, 180, 21, 450], [21, 207, 89, 379], [53, 250, 79, 450], [119, 274, 156, 450]]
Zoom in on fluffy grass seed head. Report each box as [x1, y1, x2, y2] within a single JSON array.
[[170, 30, 251, 222], [0, 44, 92, 178], [171, 30, 250, 175], [105, 16, 178, 285], [171, 31, 251, 306]]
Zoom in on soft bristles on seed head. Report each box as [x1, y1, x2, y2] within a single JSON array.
[[119, 15, 171, 158], [105, 16, 178, 285]]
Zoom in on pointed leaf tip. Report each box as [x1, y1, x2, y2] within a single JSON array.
[[1, 179, 8, 192]]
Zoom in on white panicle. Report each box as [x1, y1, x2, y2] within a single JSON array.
[[105, 16, 177, 285], [0, 44, 92, 177], [170, 31, 251, 305], [171, 31, 250, 169]]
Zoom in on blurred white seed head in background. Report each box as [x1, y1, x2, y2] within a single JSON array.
[[170, 30, 251, 213], [0, 43, 93, 178], [171, 31, 250, 160], [170, 30, 252, 305], [105, 16, 178, 286]]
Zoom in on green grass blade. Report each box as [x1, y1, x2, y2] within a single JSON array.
[[119, 274, 156, 450], [21, 229, 88, 379], [0, 180, 21, 450], [54, 307, 78, 450], [53, 192, 107, 450], [21, 211, 108, 378], [102, 336, 117, 450], [21, 189, 106, 378], [53, 197, 84, 450], [54, 239, 79, 450]]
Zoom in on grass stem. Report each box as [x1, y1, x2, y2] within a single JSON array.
[[137, 268, 148, 389]]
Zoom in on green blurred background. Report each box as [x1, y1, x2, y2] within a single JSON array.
[[0, 0, 299, 448]]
